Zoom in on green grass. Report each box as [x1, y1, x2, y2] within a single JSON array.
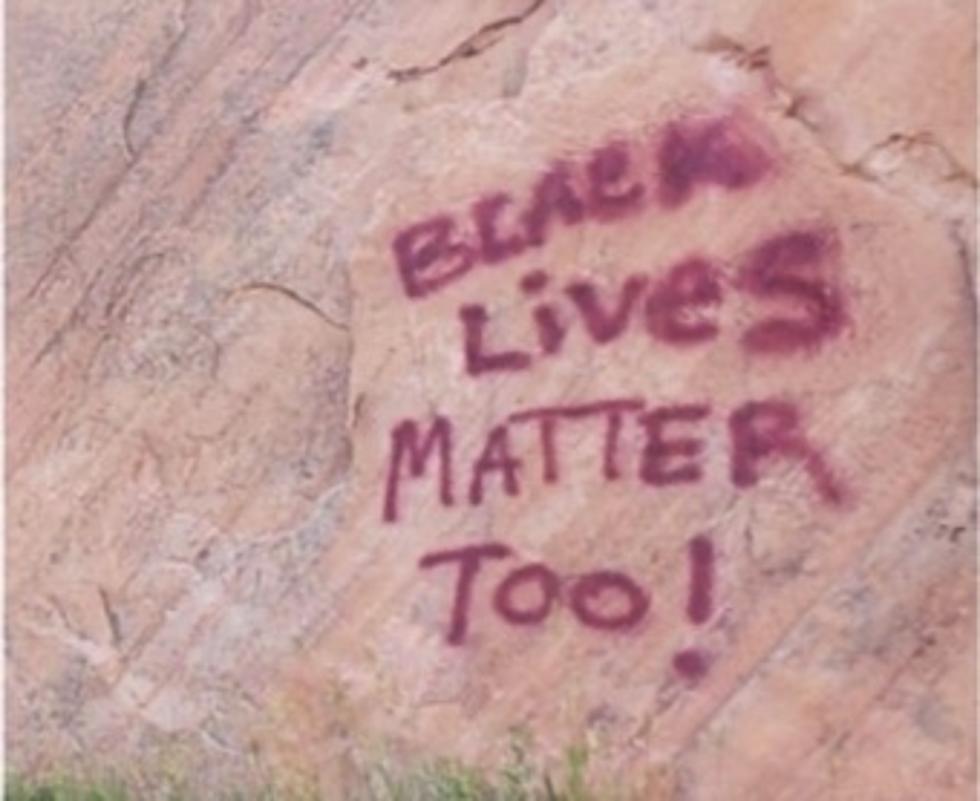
[[6, 775, 130, 801], [7, 741, 625, 801], [361, 741, 598, 801]]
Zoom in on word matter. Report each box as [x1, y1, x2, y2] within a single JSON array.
[[383, 395, 845, 523]]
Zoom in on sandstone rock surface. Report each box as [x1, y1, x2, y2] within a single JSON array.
[[8, 1, 977, 797]]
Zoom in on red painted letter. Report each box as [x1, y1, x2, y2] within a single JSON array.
[[569, 570, 650, 630], [383, 416, 454, 522], [657, 117, 771, 208], [523, 163, 586, 247], [472, 193, 526, 263], [419, 543, 512, 645], [587, 143, 645, 219], [686, 535, 715, 625], [469, 425, 523, 505], [738, 230, 845, 354], [729, 399, 845, 504], [646, 257, 722, 344], [493, 563, 561, 625], [566, 275, 649, 344], [393, 215, 476, 299], [460, 304, 533, 376], [639, 404, 710, 485]]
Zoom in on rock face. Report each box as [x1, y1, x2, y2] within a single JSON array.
[[8, 0, 976, 797]]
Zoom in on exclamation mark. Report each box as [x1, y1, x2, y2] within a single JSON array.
[[672, 535, 714, 681]]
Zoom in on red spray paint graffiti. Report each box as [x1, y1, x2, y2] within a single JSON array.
[[374, 104, 858, 689], [419, 535, 719, 681], [383, 395, 846, 523], [673, 535, 716, 681], [418, 543, 651, 642], [392, 112, 774, 300], [458, 227, 846, 377]]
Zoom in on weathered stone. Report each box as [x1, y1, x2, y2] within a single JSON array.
[[8, 1, 975, 797]]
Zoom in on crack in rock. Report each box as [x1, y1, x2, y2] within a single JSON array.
[[694, 33, 823, 132], [121, 0, 192, 161], [848, 132, 977, 189], [121, 79, 148, 161], [231, 281, 349, 331], [387, 0, 548, 82], [98, 586, 124, 647], [694, 33, 977, 216]]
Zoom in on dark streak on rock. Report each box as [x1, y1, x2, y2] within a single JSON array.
[[23, 0, 367, 307], [97, 586, 123, 646], [177, 132, 245, 226], [25, 0, 193, 303], [694, 33, 772, 71], [103, 251, 169, 321], [31, 251, 172, 369], [694, 33, 819, 131], [850, 132, 978, 189], [387, 0, 548, 83], [122, 0, 193, 161], [122, 79, 148, 161], [945, 221, 977, 322], [234, 281, 349, 331]]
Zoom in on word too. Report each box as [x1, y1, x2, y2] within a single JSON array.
[[461, 227, 846, 376], [392, 112, 773, 299], [383, 395, 845, 523], [419, 535, 718, 680]]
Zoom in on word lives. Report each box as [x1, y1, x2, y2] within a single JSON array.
[[460, 227, 845, 376], [419, 535, 718, 680]]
